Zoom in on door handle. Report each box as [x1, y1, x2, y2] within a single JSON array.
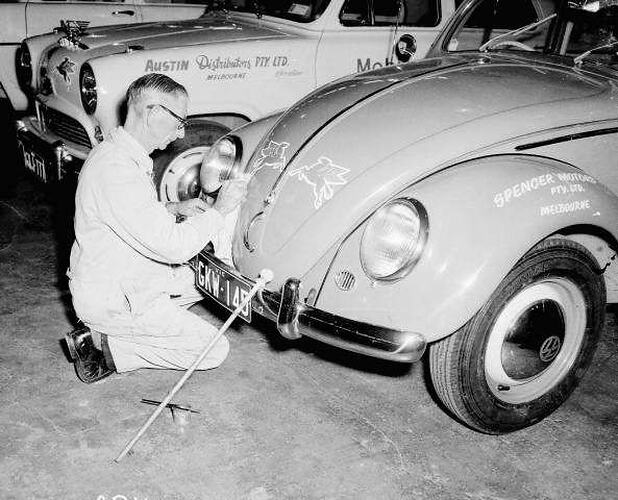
[[112, 10, 135, 16]]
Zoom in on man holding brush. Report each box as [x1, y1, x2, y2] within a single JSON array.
[[65, 73, 247, 383]]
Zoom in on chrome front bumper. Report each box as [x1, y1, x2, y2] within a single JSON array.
[[15, 116, 88, 182], [196, 252, 427, 364]]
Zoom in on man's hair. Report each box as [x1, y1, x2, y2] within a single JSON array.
[[126, 73, 188, 107]]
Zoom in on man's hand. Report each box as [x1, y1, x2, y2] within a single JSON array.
[[214, 177, 249, 215], [166, 198, 211, 218]]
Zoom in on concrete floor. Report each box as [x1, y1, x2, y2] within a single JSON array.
[[0, 172, 616, 500]]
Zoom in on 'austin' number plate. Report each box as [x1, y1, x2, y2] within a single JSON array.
[[195, 253, 252, 322], [18, 140, 49, 183]]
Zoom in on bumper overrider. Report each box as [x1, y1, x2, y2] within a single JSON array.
[[195, 251, 427, 363]]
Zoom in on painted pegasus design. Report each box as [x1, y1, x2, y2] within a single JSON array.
[[251, 140, 290, 175], [289, 156, 350, 209]]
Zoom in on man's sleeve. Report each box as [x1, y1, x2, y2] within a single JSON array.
[[213, 207, 239, 266], [96, 159, 224, 264]]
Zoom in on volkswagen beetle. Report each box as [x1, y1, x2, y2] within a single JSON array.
[[194, 0, 618, 433]]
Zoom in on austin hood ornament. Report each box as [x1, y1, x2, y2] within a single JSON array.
[[54, 20, 90, 50]]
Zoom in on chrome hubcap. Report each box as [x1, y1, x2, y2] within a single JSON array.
[[485, 278, 586, 404], [158, 146, 209, 202]]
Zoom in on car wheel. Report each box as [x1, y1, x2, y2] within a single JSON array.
[[429, 237, 605, 434], [152, 119, 229, 202]]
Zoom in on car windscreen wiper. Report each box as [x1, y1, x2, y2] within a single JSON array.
[[252, 0, 264, 19], [479, 13, 557, 52], [201, 0, 229, 18], [574, 38, 618, 66]]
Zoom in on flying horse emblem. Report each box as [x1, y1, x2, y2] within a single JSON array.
[[252, 140, 290, 175], [288, 156, 350, 209]]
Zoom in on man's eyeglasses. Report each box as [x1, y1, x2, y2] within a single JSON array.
[[148, 103, 188, 130]]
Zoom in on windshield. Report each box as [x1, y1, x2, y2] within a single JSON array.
[[445, 0, 557, 53], [444, 0, 618, 68], [565, 1, 618, 66], [218, 0, 332, 23]]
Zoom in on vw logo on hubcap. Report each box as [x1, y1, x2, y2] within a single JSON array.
[[539, 335, 562, 362]]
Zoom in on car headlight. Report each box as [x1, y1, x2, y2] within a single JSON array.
[[17, 43, 32, 92], [200, 136, 242, 193], [360, 198, 428, 281], [39, 65, 52, 96], [80, 63, 97, 115]]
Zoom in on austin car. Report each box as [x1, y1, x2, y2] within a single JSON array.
[[15, 0, 454, 200], [0, 0, 208, 114], [192, 0, 618, 433]]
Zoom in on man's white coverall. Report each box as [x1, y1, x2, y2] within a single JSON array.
[[68, 127, 229, 372]]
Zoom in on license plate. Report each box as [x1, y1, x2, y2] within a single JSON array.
[[195, 253, 252, 322], [17, 140, 52, 183]]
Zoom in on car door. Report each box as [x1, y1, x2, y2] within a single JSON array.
[[138, 0, 206, 23], [24, 0, 142, 37], [316, 0, 453, 84]]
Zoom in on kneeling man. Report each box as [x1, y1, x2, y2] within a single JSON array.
[[66, 73, 246, 383]]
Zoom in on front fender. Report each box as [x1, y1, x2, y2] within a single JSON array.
[[200, 112, 281, 190], [318, 155, 618, 342], [0, 47, 26, 110], [230, 112, 283, 172]]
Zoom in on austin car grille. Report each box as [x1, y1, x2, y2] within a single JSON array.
[[41, 106, 91, 148]]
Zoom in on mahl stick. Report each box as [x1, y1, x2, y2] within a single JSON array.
[[114, 268, 274, 463]]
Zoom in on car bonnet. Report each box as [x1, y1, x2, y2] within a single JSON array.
[[233, 54, 611, 283], [41, 15, 290, 87], [40, 15, 292, 116], [71, 16, 290, 51]]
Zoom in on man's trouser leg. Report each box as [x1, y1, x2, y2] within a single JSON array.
[[104, 296, 230, 373], [72, 267, 229, 373]]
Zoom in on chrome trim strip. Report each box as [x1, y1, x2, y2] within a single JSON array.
[[516, 127, 618, 151]]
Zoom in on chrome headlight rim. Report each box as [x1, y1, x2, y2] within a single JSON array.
[[79, 63, 97, 115], [17, 43, 32, 92], [39, 65, 52, 96], [200, 135, 243, 193], [360, 198, 429, 283]]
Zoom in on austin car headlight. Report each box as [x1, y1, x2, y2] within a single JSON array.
[[17, 43, 32, 91], [39, 65, 52, 96], [200, 136, 242, 193], [80, 63, 97, 115], [360, 199, 428, 281]]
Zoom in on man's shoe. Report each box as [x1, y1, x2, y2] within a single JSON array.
[[65, 325, 114, 384], [65, 324, 90, 361]]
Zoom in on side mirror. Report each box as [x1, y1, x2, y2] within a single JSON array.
[[396, 34, 417, 62]]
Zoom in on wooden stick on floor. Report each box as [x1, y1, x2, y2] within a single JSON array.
[[114, 268, 274, 463]]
